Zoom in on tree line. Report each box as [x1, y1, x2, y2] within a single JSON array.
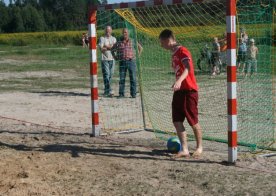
[[0, 0, 103, 33]]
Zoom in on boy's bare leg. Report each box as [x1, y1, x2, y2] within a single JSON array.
[[173, 122, 190, 158], [192, 123, 203, 157]]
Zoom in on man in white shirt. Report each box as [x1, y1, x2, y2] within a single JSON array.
[[98, 26, 117, 97]]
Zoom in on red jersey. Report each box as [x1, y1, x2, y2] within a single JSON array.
[[172, 46, 198, 91]]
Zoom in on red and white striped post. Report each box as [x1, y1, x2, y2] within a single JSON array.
[[89, 9, 100, 137], [226, 0, 238, 163]]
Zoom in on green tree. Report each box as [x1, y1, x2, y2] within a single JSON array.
[[66, 0, 87, 30], [14, 0, 23, 6], [8, 6, 25, 32], [42, 9, 57, 31], [0, 1, 9, 32], [3, 0, 102, 32], [21, 4, 45, 32], [23, 0, 39, 7], [56, 10, 73, 30]]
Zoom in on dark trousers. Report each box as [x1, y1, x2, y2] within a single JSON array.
[[119, 59, 136, 97], [101, 60, 114, 95]]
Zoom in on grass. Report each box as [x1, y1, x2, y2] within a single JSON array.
[[0, 31, 83, 46], [0, 45, 90, 92], [0, 35, 275, 150]]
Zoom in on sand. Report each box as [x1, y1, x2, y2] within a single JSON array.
[[0, 91, 275, 196]]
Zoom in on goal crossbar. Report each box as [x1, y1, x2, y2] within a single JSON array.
[[90, 0, 204, 11]]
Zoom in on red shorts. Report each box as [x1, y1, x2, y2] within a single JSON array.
[[172, 90, 198, 126]]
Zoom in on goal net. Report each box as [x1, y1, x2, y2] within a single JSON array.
[[91, 0, 275, 150]]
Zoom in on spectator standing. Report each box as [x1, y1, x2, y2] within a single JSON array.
[[245, 39, 258, 77], [240, 27, 249, 44], [237, 38, 247, 74], [112, 28, 143, 98], [211, 37, 221, 76], [98, 26, 117, 97], [82, 33, 88, 48], [85, 33, 89, 47]]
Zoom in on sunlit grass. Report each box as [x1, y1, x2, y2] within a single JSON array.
[[0, 45, 90, 92]]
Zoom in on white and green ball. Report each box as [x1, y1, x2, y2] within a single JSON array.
[[167, 137, 181, 153]]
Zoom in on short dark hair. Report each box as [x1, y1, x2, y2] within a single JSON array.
[[159, 29, 175, 40]]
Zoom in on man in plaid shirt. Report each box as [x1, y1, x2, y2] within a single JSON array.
[[112, 28, 143, 98]]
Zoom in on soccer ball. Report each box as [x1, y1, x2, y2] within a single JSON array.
[[167, 137, 181, 153]]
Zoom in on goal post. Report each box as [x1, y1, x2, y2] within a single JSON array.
[[88, 10, 100, 137], [88, 0, 275, 163], [226, 0, 237, 163]]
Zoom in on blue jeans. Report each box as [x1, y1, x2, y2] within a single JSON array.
[[101, 60, 115, 95], [119, 60, 136, 97]]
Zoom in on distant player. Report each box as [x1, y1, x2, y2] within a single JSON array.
[[219, 31, 227, 70], [159, 29, 203, 159], [240, 27, 249, 44], [237, 38, 247, 74], [211, 37, 221, 76], [245, 39, 258, 77]]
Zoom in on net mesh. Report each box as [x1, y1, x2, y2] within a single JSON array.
[[95, 0, 275, 149]]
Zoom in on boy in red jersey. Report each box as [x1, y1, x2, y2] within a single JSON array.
[[159, 29, 203, 158]]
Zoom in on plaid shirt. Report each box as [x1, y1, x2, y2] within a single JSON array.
[[115, 38, 135, 60]]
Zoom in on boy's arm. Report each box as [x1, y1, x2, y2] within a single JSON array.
[[172, 59, 190, 91]]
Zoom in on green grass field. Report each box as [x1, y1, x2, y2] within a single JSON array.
[[0, 45, 91, 92], [0, 32, 275, 150]]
